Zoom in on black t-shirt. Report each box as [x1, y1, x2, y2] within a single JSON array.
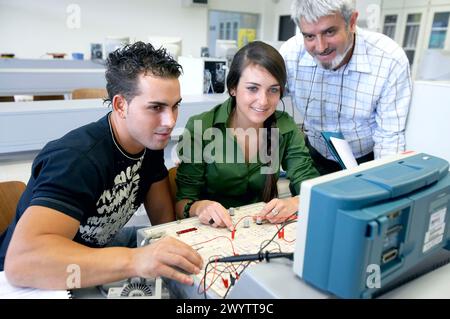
[[0, 113, 167, 269]]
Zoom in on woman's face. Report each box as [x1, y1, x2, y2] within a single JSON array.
[[231, 64, 281, 128]]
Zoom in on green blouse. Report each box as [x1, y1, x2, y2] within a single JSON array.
[[175, 98, 319, 208]]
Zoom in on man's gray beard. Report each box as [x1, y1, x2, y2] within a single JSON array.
[[315, 37, 354, 70]]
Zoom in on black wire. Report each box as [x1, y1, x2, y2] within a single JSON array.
[[259, 239, 282, 252], [258, 212, 298, 253], [203, 214, 298, 299], [301, 65, 318, 132], [300, 59, 350, 155], [222, 261, 252, 299], [203, 261, 211, 299], [202, 255, 222, 299], [221, 214, 298, 299], [216, 251, 294, 263], [202, 258, 248, 299], [202, 254, 238, 299], [337, 61, 350, 132]]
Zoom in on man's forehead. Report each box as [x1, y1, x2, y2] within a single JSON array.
[[300, 13, 344, 31], [134, 74, 180, 100], [137, 73, 179, 87]]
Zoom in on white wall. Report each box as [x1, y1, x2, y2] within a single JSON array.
[[0, 0, 282, 59], [0, 0, 207, 58], [405, 81, 450, 164], [356, 0, 383, 31], [271, 0, 295, 38], [0, 0, 387, 60], [268, 0, 385, 39]]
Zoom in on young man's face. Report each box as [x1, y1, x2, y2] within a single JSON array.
[[124, 74, 181, 151], [300, 12, 357, 70]]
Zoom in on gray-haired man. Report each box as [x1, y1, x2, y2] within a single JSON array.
[[280, 0, 412, 175]]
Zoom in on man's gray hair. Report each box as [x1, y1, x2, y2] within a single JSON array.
[[291, 0, 355, 26]]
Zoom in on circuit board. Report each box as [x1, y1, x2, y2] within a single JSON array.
[[139, 202, 297, 298]]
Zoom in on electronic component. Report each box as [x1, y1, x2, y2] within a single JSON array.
[[176, 227, 197, 236], [295, 152, 450, 298], [104, 277, 163, 299], [139, 231, 165, 246], [221, 277, 229, 288], [136, 201, 294, 299]]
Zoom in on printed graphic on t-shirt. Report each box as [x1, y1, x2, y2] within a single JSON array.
[[79, 159, 143, 245]]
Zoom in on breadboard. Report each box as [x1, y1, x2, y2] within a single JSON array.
[[139, 202, 297, 298]]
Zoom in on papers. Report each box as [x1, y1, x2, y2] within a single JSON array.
[[329, 137, 358, 169], [320, 131, 358, 169], [0, 271, 70, 299]]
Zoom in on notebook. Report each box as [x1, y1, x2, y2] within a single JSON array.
[[0, 271, 70, 299], [321, 132, 358, 169]]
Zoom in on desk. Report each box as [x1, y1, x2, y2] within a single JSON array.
[[3, 252, 449, 299], [162, 249, 450, 299], [0, 59, 106, 96], [0, 94, 225, 155], [137, 202, 297, 299], [227, 259, 450, 299], [138, 202, 450, 299], [0, 99, 109, 153], [0, 271, 70, 298]]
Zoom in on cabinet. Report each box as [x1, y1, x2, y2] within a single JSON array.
[[423, 5, 450, 50], [381, 1, 450, 78]]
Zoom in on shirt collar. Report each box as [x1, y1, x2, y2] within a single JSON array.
[[348, 27, 372, 74], [213, 98, 233, 126], [298, 47, 316, 67]]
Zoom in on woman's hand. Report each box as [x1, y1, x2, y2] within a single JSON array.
[[192, 200, 234, 231], [255, 196, 299, 224]]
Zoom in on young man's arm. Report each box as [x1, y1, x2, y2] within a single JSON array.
[[144, 176, 176, 225], [5, 205, 202, 290]]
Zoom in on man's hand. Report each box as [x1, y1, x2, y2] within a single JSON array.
[[132, 236, 203, 285]]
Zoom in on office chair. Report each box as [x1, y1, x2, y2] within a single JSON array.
[[71, 88, 107, 100], [0, 181, 26, 234]]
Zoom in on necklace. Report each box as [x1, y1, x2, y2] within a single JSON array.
[[299, 34, 355, 134], [108, 113, 146, 161], [301, 58, 350, 133]]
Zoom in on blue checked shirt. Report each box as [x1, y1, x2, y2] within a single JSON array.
[[280, 27, 412, 160]]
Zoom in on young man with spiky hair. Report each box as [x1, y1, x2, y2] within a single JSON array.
[[2, 42, 202, 289]]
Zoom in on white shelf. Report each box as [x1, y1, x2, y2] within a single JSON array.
[[0, 95, 226, 154]]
